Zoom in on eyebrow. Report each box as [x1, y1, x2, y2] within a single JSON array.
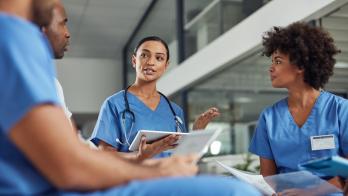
[[273, 56, 283, 60], [140, 49, 165, 56]]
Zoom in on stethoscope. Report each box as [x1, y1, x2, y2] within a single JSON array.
[[116, 86, 186, 146]]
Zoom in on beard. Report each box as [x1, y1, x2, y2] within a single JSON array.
[[32, 0, 56, 27]]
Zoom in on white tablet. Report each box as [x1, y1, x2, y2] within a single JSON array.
[[172, 129, 222, 158], [128, 130, 188, 152]]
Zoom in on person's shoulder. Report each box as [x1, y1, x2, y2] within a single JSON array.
[[0, 14, 40, 42], [169, 101, 183, 112], [323, 91, 348, 107], [104, 90, 126, 105], [260, 97, 287, 117]]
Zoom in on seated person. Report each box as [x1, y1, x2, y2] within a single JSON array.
[[249, 21, 347, 189]]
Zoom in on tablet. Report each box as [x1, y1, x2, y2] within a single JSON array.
[[172, 129, 222, 158], [128, 130, 188, 152], [299, 156, 348, 178]]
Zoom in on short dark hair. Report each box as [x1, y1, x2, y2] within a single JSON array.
[[133, 36, 170, 61], [262, 22, 340, 89]]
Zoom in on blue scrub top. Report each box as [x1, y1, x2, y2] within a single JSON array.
[[0, 12, 261, 196], [249, 91, 348, 176], [90, 91, 187, 157], [0, 13, 59, 195]]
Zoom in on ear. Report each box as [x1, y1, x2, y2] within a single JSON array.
[[297, 66, 304, 74], [164, 61, 169, 70], [41, 26, 47, 33], [131, 55, 136, 69]]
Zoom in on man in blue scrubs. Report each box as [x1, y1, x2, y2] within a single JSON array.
[[0, 0, 260, 195]]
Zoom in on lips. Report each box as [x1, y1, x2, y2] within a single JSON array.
[[143, 67, 156, 75]]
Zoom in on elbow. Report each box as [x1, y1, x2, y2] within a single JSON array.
[[51, 168, 86, 190]]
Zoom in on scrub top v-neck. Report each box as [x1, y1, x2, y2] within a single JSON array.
[[90, 90, 186, 157], [249, 91, 348, 176]]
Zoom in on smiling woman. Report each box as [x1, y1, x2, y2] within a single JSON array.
[[90, 36, 220, 162]]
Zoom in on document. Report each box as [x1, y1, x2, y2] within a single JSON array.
[[216, 161, 275, 196], [299, 155, 348, 178], [129, 129, 222, 158]]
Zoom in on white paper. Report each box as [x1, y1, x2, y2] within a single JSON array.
[[216, 161, 275, 196]]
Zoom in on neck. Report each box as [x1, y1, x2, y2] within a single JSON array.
[[129, 80, 158, 99], [0, 0, 32, 20], [287, 84, 320, 108]]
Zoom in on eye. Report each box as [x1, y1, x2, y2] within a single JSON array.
[[156, 56, 164, 61], [275, 60, 281, 64], [140, 53, 148, 58]]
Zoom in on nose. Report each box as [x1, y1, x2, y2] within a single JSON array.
[[147, 56, 155, 66], [65, 26, 71, 39], [269, 63, 274, 73]]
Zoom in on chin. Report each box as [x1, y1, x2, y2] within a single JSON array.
[[271, 83, 283, 88]]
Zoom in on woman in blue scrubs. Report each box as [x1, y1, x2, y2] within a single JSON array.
[[90, 36, 220, 161], [0, 2, 261, 195], [249, 22, 347, 188]]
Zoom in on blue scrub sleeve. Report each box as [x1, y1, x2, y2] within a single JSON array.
[[90, 99, 122, 149], [0, 27, 58, 133], [60, 175, 260, 196], [338, 98, 348, 156], [249, 110, 274, 160]]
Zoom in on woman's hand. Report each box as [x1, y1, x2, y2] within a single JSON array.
[[136, 134, 180, 161], [192, 107, 220, 130]]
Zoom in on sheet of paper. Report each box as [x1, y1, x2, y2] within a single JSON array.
[[216, 161, 275, 196]]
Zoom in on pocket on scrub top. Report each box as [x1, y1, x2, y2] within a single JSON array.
[[309, 149, 335, 160]]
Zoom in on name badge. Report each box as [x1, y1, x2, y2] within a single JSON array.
[[310, 134, 335, 151]]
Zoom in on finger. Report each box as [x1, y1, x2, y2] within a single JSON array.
[[155, 135, 177, 146], [139, 135, 147, 151], [184, 154, 199, 164]]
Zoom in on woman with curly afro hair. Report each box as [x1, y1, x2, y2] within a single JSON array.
[[249, 22, 348, 189]]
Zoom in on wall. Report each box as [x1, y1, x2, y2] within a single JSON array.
[[55, 57, 123, 113]]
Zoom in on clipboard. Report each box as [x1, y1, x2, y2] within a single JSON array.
[[128, 129, 222, 159], [128, 130, 188, 152], [299, 156, 348, 178]]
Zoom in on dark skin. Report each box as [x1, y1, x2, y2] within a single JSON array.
[[2, 0, 199, 191], [42, 2, 70, 59], [262, 51, 347, 193]]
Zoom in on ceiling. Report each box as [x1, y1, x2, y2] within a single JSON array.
[[61, 0, 152, 60]]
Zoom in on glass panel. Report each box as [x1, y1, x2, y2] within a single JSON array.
[[321, 3, 348, 92], [187, 52, 288, 157], [125, 0, 178, 86], [184, 0, 271, 59]]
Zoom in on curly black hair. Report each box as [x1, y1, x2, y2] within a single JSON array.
[[262, 22, 340, 89]]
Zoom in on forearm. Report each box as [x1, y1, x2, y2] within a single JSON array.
[[9, 105, 161, 191], [98, 141, 142, 163], [64, 145, 161, 191], [260, 158, 277, 176]]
